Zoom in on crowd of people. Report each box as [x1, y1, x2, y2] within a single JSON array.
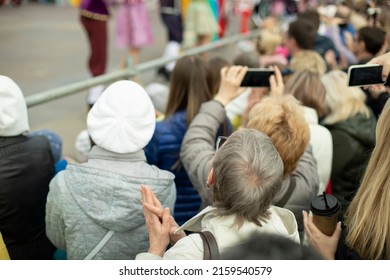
[[2, 0, 390, 261]]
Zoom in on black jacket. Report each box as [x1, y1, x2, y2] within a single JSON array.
[[324, 112, 376, 217], [0, 135, 55, 259]]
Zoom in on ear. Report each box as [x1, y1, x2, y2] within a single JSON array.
[[207, 167, 215, 186]]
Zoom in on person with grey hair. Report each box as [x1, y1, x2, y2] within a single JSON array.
[[135, 67, 299, 260], [180, 65, 318, 241]]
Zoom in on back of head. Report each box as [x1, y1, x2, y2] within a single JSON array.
[[357, 26, 386, 56], [222, 232, 323, 260], [233, 52, 260, 68], [335, 4, 352, 24], [208, 56, 230, 95], [284, 71, 327, 117], [87, 80, 156, 154], [289, 50, 327, 75], [247, 96, 310, 176], [257, 30, 282, 56], [287, 18, 316, 50], [211, 129, 283, 227], [0, 75, 29, 136], [345, 100, 390, 259], [166, 55, 213, 124], [297, 8, 320, 31], [320, 70, 369, 125]]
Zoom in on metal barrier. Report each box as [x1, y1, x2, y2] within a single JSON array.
[[25, 30, 260, 108]]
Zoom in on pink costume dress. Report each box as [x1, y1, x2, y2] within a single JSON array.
[[115, 0, 153, 49]]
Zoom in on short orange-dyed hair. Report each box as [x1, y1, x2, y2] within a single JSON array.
[[246, 96, 310, 176]]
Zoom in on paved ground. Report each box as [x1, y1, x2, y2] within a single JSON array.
[[0, 2, 242, 160]]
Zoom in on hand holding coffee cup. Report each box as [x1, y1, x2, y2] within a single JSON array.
[[310, 192, 341, 236]]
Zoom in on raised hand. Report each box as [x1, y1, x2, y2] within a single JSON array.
[[368, 52, 390, 82], [269, 65, 284, 97], [214, 65, 248, 106]]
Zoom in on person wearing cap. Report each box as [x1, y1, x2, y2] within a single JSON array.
[[45, 80, 176, 260], [0, 75, 56, 259]]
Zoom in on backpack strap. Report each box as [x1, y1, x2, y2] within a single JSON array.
[[84, 230, 114, 260], [274, 176, 296, 208], [199, 231, 220, 260]]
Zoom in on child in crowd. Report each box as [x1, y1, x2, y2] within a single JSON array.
[[116, 0, 153, 68]]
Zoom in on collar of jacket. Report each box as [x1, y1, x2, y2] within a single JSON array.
[[174, 205, 299, 243], [302, 106, 319, 125], [175, 206, 216, 233], [88, 145, 147, 162]]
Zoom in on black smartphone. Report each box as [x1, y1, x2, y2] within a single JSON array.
[[240, 69, 275, 87], [347, 64, 387, 87]]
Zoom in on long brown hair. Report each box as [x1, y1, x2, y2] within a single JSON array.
[[165, 55, 213, 125], [345, 100, 390, 259]]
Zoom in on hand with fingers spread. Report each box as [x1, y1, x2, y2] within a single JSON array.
[[269, 65, 284, 97], [302, 210, 342, 260], [140, 185, 186, 248], [214, 65, 248, 106]]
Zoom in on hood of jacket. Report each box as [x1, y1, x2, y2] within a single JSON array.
[[61, 162, 175, 233], [326, 112, 376, 148], [176, 206, 300, 249]]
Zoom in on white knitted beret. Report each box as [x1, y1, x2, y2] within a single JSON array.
[[87, 80, 156, 154]]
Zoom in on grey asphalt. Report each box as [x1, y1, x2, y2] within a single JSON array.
[[0, 2, 241, 160]]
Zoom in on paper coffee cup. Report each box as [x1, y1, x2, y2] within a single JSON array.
[[310, 193, 341, 236]]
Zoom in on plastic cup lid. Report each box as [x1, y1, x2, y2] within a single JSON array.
[[310, 194, 340, 216]]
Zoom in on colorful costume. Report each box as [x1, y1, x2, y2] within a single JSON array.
[[115, 0, 153, 49], [183, 0, 219, 48]]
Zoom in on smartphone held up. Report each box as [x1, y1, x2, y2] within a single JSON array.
[[240, 69, 275, 87], [347, 64, 389, 87]]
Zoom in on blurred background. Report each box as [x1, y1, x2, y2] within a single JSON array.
[[0, 1, 242, 159]]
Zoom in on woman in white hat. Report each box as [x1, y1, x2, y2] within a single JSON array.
[[45, 80, 176, 260]]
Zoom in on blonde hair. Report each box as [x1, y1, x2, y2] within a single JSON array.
[[320, 70, 369, 125], [247, 96, 310, 176], [289, 50, 327, 75], [345, 100, 390, 259], [257, 30, 282, 55]]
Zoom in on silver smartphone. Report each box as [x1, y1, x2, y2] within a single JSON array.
[[347, 64, 385, 87], [240, 69, 275, 87]]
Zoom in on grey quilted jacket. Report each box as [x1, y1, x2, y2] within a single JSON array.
[[45, 146, 176, 260]]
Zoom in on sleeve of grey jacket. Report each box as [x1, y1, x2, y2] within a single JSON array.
[[45, 174, 67, 251], [292, 144, 319, 197], [289, 144, 319, 232], [180, 100, 227, 206]]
